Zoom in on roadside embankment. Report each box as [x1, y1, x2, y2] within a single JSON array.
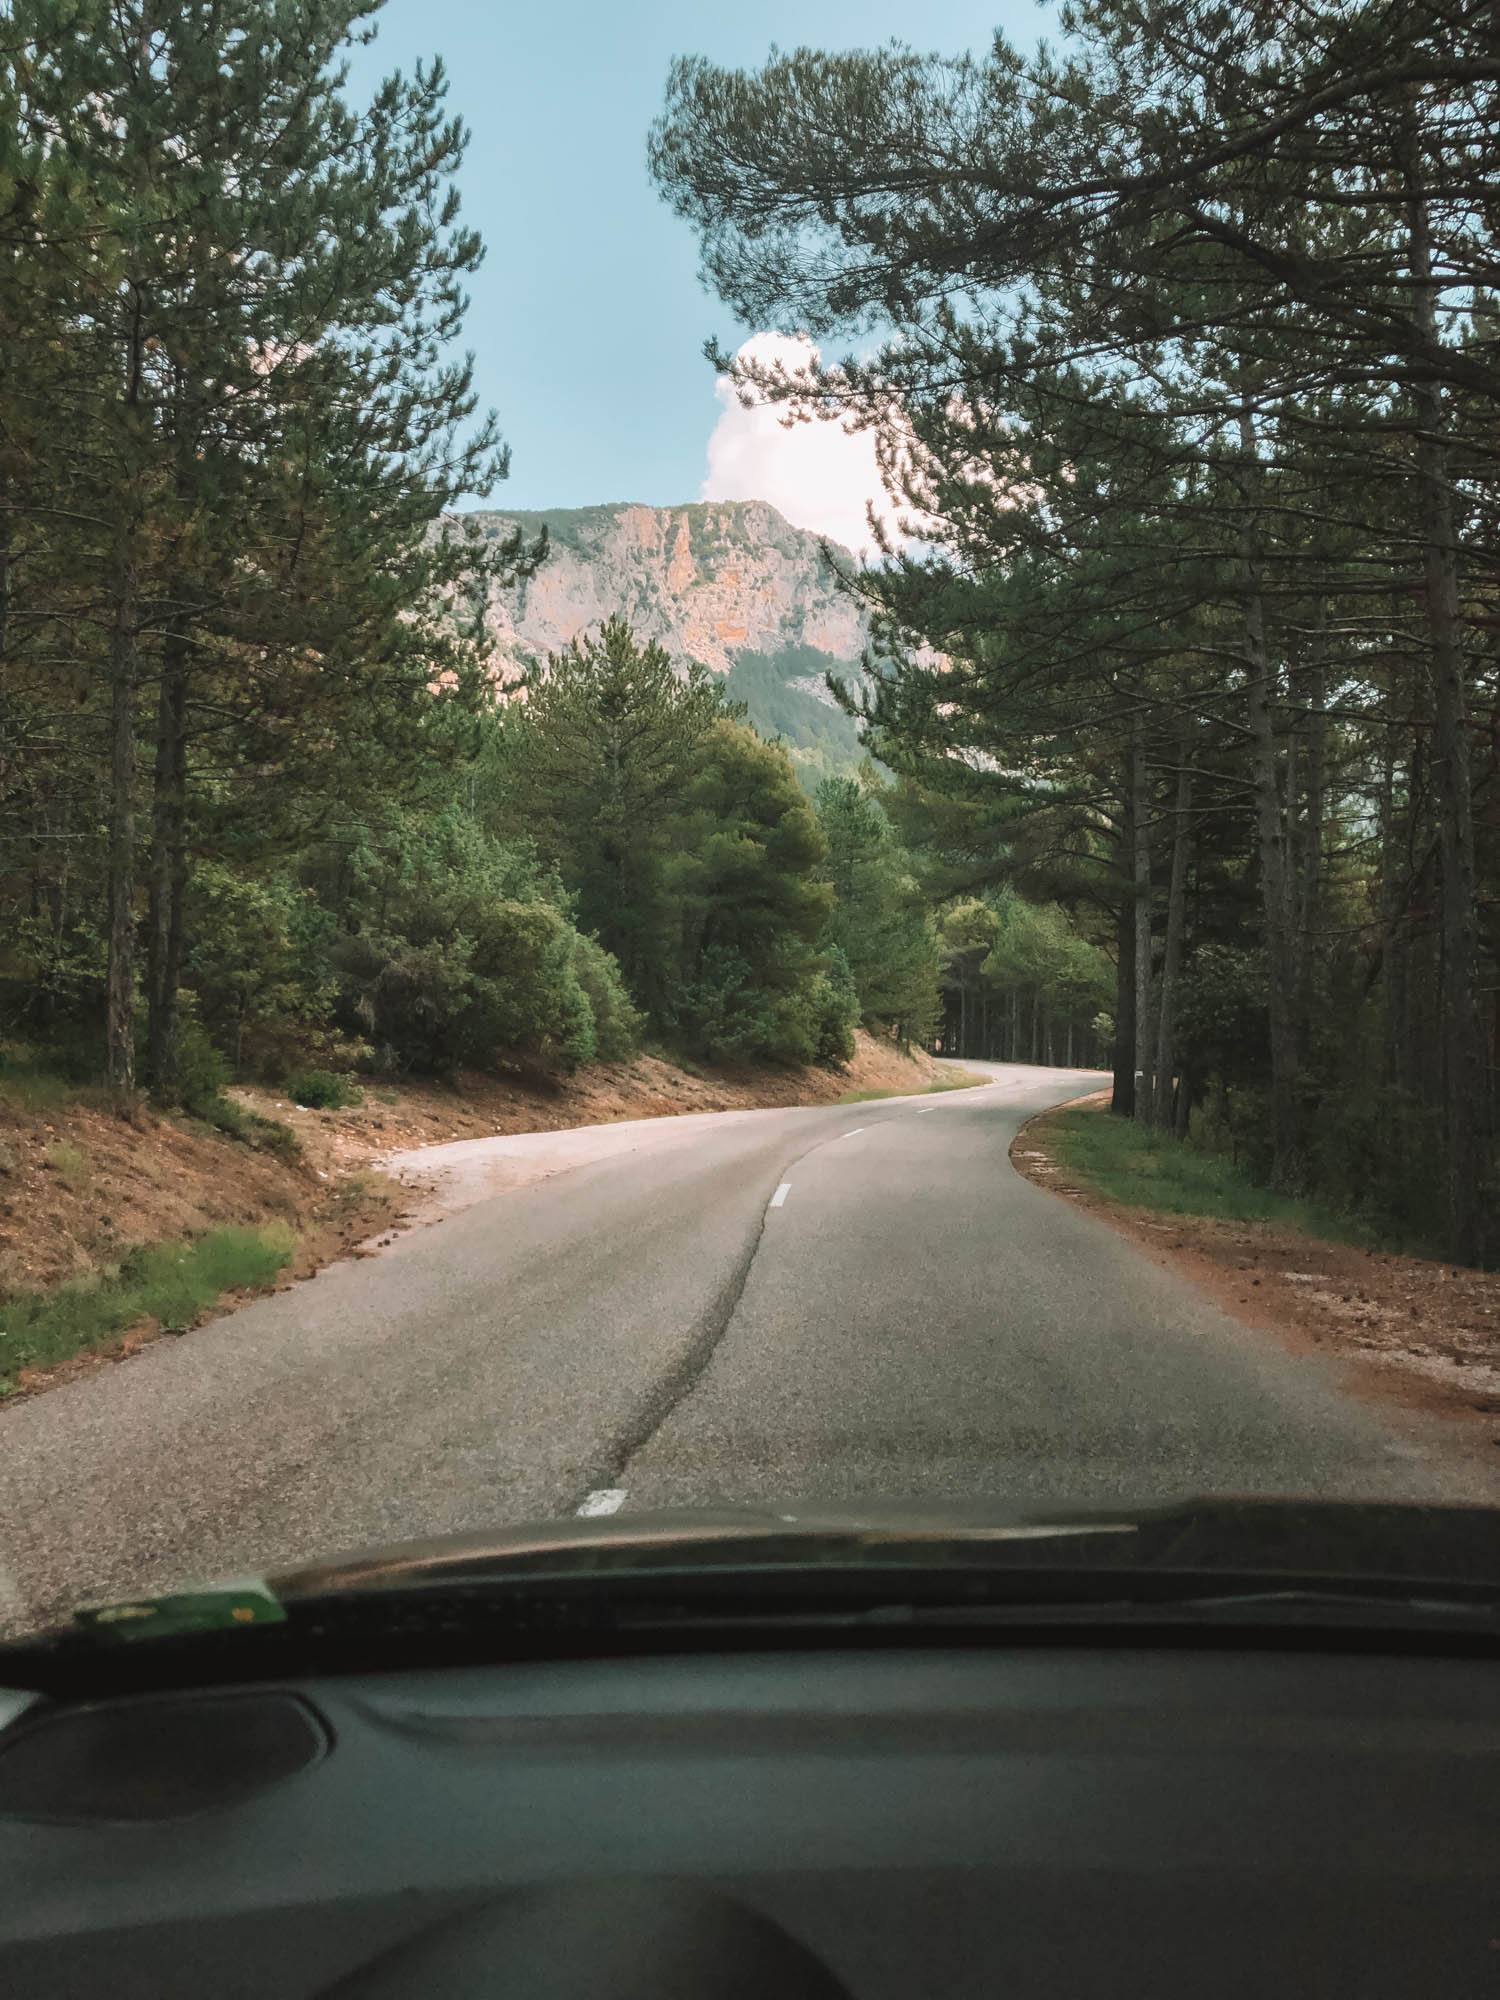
[[2, 1030, 939, 1397], [1013, 1098, 1500, 1450]]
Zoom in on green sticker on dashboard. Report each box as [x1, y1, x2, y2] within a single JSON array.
[[73, 1581, 286, 1641]]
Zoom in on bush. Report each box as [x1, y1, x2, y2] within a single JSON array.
[[185, 862, 336, 1057], [43, 1140, 89, 1187], [671, 946, 822, 1067], [284, 1068, 363, 1111], [808, 946, 859, 1066], [334, 898, 607, 1075], [173, 1016, 231, 1115], [572, 935, 644, 1062], [1302, 1084, 1448, 1251]]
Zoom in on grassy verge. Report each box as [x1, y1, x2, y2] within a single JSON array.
[[0, 1223, 296, 1394], [839, 1070, 989, 1105], [1036, 1103, 1370, 1244]]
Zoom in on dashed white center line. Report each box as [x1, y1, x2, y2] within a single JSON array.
[[840, 1127, 866, 1138], [577, 1488, 626, 1517], [916, 1106, 939, 1115], [769, 1182, 791, 1207]]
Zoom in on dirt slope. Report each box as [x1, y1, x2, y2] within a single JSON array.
[[5, 1030, 938, 1307], [229, 1030, 940, 1187]]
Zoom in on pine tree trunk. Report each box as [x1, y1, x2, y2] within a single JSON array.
[[1153, 756, 1193, 1127], [1131, 725, 1154, 1121], [105, 572, 137, 1100], [1294, 604, 1328, 1048], [105, 282, 148, 1103], [1238, 407, 1300, 1183], [1405, 170, 1488, 1264], [1112, 839, 1136, 1116], [1175, 1069, 1192, 1139], [147, 627, 190, 1094], [0, 505, 9, 669]]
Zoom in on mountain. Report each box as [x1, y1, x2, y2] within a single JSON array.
[[460, 500, 873, 787]]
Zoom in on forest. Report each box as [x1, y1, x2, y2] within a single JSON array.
[[652, 0, 1500, 1264], [11, 0, 1488, 1280], [0, 0, 978, 1138]]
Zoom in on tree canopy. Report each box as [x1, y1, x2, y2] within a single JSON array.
[[651, 0, 1500, 1260]]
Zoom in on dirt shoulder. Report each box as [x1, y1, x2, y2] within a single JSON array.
[[1011, 1097, 1500, 1451]]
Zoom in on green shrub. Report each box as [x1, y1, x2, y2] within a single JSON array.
[[185, 861, 336, 1055], [173, 1017, 231, 1115], [572, 935, 644, 1062], [334, 898, 603, 1074], [808, 945, 859, 1066], [284, 1068, 363, 1111], [671, 946, 826, 1067]]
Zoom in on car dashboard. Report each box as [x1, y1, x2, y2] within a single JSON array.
[[3, 1640, 1499, 1995]]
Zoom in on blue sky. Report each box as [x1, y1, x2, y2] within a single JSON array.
[[346, 1, 1052, 519]]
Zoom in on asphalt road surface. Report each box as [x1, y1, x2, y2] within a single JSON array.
[[0, 1063, 1488, 1633]]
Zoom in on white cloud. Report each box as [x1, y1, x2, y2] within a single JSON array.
[[700, 332, 901, 559]]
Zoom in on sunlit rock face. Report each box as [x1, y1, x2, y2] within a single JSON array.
[[461, 499, 869, 678]]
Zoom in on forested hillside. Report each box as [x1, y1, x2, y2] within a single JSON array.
[[654, 0, 1500, 1264]]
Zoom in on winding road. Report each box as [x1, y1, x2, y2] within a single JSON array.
[[0, 1062, 1485, 1632]]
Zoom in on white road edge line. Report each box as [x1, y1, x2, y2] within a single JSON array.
[[577, 1489, 626, 1517], [769, 1182, 791, 1208]]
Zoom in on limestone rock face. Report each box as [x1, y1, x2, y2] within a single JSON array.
[[462, 499, 869, 677]]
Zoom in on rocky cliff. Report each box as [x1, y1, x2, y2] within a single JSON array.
[[463, 499, 870, 679]]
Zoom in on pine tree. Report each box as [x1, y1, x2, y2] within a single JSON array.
[[650, 1, 1500, 1257], [489, 616, 731, 1008], [3, 0, 530, 1099], [815, 776, 939, 1047]]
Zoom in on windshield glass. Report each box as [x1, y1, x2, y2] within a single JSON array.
[[2, 0, 1498, 1644]]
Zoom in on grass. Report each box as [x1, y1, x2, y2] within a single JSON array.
[[0, 1056, 88, 1114], [42, 1139, 89, 1187], [838, 1071, 989, 1105], [1038, 1104, 1369, 1244], [0, 1222, 296, 1393]]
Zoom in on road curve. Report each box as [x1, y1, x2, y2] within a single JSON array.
[[0, 1062, 1487, 1632]]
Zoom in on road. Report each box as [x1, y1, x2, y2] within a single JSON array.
[[0, 1062, 1487, 1632]]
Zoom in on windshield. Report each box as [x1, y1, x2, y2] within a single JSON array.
[[2, 0, 1499, 1645]]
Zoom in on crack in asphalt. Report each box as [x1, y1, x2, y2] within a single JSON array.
[[573, 1114, 903, 1502]]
